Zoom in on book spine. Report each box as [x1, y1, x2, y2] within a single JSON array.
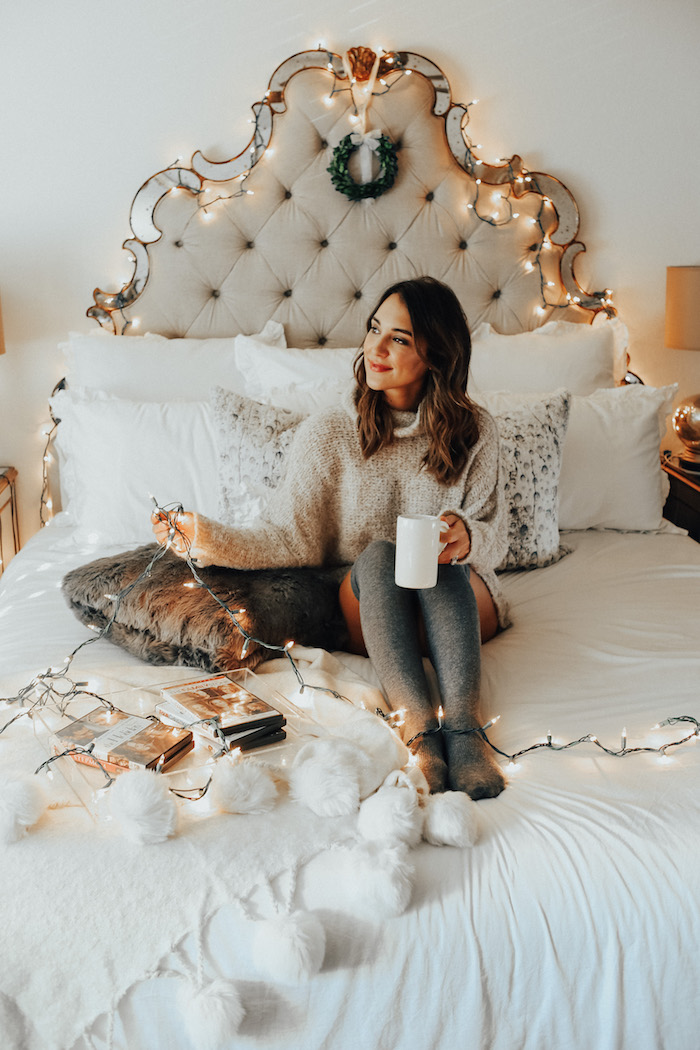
[[66, 751, 131, 775]]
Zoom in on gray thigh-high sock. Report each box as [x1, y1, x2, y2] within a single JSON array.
[[351, 540, 447, 793], [417, 563, 506, 798]]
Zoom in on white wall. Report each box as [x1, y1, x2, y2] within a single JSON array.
[[1, 0, 699, 543]]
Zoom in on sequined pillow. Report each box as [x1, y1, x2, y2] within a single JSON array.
[[484, 390, 571, 571], [211, 388, 304, 527]]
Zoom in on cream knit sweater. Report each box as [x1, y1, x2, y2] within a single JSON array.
[[191, 392, 510, 627]]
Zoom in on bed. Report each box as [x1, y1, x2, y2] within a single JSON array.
[[1, 45, 699, 1050]]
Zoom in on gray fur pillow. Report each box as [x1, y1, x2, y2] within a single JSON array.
[[62, 545, 348, 672]]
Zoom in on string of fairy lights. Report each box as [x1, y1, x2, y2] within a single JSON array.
[[85, 48, 611, 348], [3, 496, 699, 810], [21, 50, 688, 804]]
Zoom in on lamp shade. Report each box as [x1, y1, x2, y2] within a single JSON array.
[[665, 266, 700, 350]]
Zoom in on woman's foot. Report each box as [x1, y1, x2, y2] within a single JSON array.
[[404, 724, 447, 793], [444, 727, 506, 799]]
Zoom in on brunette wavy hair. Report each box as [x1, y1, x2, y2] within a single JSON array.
[[353, 277, 481, 484]]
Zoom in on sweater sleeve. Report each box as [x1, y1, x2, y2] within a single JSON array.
[[442, 409, 508, 573], [188, 414, 340, 570]]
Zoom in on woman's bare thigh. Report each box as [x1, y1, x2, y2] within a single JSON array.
[[338, 566, 499, 658]]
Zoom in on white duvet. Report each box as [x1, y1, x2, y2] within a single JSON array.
[[1, 523, 699, 1050]]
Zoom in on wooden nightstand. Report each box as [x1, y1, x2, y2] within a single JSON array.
[[0, 467, 20, 575], [662, 459, 700, 542]]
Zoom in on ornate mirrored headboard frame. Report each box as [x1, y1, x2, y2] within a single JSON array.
[[88, 46, 615, 346]]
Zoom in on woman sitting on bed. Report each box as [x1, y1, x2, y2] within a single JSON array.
[[153, 277, 508, 799]]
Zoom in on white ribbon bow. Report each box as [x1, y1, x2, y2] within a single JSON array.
[[349, 127, 382, 150], [349, 127, 382, 184]]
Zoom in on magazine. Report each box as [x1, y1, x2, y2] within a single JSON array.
[[156, 674, 284, 739], [53, 707, 193, 774]]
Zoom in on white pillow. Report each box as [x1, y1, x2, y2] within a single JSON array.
[[469, 317, 626, 397], [50, 389, 219, 544], [60, 320, 286, 402], [557, 384, 677, 531], [234, 339, 356, 412]]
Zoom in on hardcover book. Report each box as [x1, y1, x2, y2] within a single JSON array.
[[156, 674, 284, 740], [201, 724, 288, 753], [53, 707, 193, 774]]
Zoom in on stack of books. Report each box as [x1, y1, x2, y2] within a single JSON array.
[[156, 674, 286, 752], [53, 707, 194, 774]]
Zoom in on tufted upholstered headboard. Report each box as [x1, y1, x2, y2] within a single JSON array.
[[88, 47, 615, 347]]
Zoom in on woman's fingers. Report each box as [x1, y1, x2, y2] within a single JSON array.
[[151, 511, 195, 558], [437, 514, 470, 563]]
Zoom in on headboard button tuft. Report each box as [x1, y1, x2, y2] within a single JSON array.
[[388, 242, 397, 250], [174, 240, 184, 248], [492, 289, 501, 299], [246, 240, 255, 249], [426, 191, 434, 201], [284, 190, 292, 199], [320, 239, 329, 248], [318, 336, 327, 345], [459, 240, 468, 250], [283, 289, 292, 298], [354, 290, 362, 299], [211, 290, 221, 298]]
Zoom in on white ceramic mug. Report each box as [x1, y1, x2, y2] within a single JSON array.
[[395, 514, 449, 589]]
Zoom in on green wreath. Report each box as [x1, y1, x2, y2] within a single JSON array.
[[327, 133, 398, 201]]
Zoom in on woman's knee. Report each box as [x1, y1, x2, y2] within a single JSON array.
[[350, 539, 396, 598]]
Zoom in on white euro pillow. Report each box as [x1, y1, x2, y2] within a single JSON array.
[[469, 317, 627, 397], [234, 339, 356, 412], [59, 320, 285, 402]]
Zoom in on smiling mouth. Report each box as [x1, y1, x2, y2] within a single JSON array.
[[368, 361, 391, 373]]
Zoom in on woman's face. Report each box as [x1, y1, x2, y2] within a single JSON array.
[[362, 294, 428, 410]]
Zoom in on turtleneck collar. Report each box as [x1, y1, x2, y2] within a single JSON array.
[[343, 386, 424, 437]]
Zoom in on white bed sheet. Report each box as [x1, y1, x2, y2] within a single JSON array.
[[1, 523, 700, 1050]]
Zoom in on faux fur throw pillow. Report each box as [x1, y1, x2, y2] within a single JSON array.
[[62, 545, 349, 672]]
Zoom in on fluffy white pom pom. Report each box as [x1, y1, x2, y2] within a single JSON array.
[[178, 977, 244, 1050], [209, 757, 277, 815], [0, 776, 45, 844], [357, 785, 422, 847], [109, 769, 177, 844], [252, 911, 326, 984], [340, 842, 414, 919], [290, 738, 372, 816], [422, 790, 480, 848]]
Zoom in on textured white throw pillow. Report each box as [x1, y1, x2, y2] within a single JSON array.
[[483, 391, 571, 570], [60, 320, 285, 402], [50, 390, 220, 544], [469, 318, 625, 397], [210, 388, 305, 527], [557, 384, 677, 531]]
